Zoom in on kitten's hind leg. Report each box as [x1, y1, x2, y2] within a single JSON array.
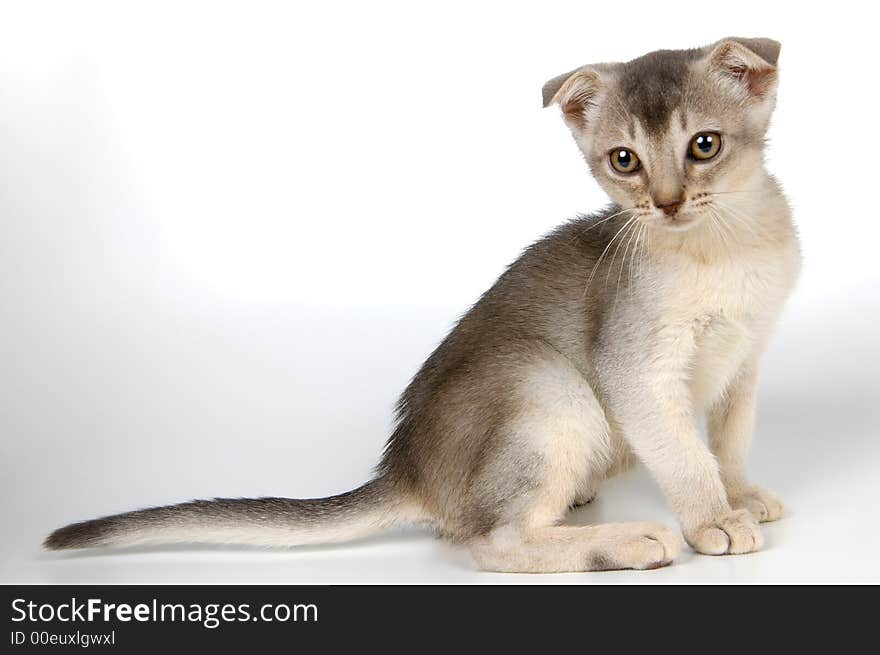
[[469, 522, 681, 573], [461, 346, 680, 573]]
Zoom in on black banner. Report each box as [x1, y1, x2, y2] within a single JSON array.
[[2, 585, 874, 650]]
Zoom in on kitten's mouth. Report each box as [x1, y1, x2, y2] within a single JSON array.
[[656, 212, 701, 232]]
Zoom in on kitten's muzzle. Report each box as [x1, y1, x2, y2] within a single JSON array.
[[655, 199, 684, 216]]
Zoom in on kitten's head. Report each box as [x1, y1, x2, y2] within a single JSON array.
[[544, 38, 780, 231]]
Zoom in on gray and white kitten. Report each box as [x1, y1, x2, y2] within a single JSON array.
[[46, 37, 801, 572]]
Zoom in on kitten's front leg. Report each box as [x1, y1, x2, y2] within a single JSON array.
[[614, 380, 763, 555], [605, 326, 763, 556], [708, 363, 785, 523]]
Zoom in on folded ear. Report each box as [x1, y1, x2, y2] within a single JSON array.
[[541, 66, 605, 129], [708, 37, 781, 98]]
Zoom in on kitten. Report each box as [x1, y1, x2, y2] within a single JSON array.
[[45, 37, 801, 572]]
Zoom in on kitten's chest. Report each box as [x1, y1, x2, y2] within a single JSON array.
[[657, 246, 799, 407], [688, 314, 752, 410], [661, 243, 798, 330]]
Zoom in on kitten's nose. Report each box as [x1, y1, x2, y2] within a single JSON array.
[[655, 199, 684, 216]]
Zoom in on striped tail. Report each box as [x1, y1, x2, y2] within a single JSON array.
[[44, 478, 405, 550]]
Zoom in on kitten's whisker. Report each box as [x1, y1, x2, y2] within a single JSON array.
[[637, 222, 648, 284], [615, 220, 641, 304], [712, 200, 761, 240], [706, 212, 722, 242], [629, 222, 645, 290], [605, 216, 640, 292], [710, 207, 736, 243], [716, 210, 756, 240], [714, 198, 759, 226], [709, 207, 744, 261], [706, 189, 762, 196], [565, 206, 635, 251], [704, 208, 730, 246], [629, 223, 645, 293], [584, 214, 640, 298], [568, 206, 636, 249], [582, 206, 638, 233]]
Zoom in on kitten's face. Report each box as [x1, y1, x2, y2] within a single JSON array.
[[544, 38, 780, 232]]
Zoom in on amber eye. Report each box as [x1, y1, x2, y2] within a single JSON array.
[[689, 132, 722, 160], [610, 148, 641, 174]]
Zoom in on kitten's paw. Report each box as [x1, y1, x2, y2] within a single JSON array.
[[729, 486, 785, 523], [592, 522, 682, 570], [684, 509, 763, 555]]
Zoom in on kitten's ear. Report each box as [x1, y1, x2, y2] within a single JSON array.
[[542, 66, 605, 129], [707, 37, 780, 97]]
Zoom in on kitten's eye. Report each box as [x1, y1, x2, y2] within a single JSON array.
[[610, 148, 641, 174], [689, 132, 722, 160]]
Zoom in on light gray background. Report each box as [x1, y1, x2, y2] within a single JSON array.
[[2, 1, 878, 583]]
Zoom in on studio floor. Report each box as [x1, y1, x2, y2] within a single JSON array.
[[2, 299, 878, 584]]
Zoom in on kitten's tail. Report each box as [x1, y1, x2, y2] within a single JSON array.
[[43, 477, 411, 551]]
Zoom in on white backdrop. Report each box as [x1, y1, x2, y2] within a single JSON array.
[[2, 1, 878, 583]]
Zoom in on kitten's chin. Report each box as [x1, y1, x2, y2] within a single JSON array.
[[657, 214, 702, 233]]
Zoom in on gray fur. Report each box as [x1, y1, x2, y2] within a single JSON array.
[[45, 480, 394, 549], [379, 211, 631, 537]]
